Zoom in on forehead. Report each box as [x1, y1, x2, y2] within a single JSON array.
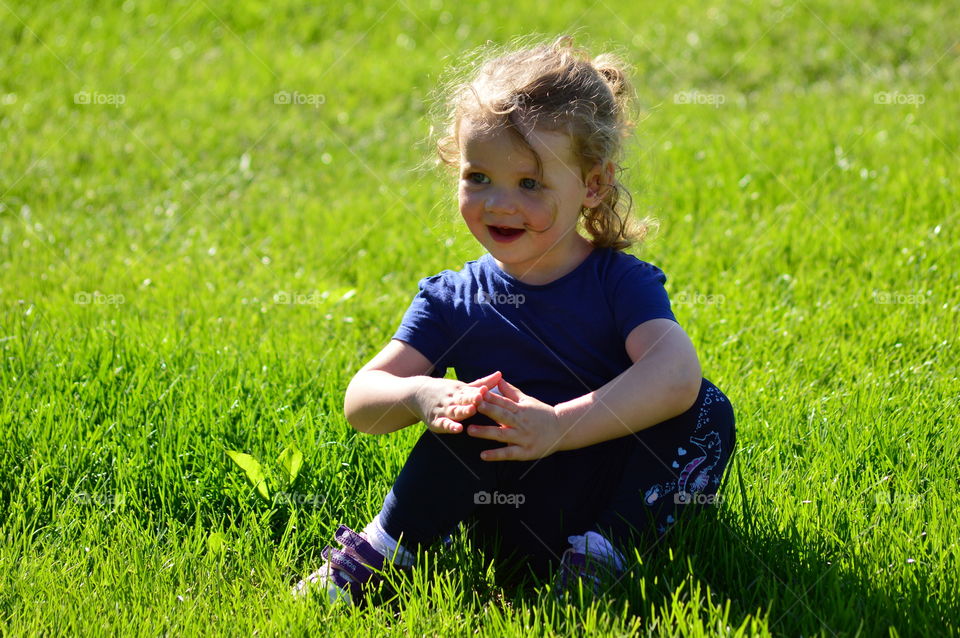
[[457, 117, 577, 171]]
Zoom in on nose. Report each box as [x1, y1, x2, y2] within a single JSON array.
[[484, 188, 519, 216]]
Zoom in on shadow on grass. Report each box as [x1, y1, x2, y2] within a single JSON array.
[[467, 505, 956, 637], [274, 461, 956, 635], [329, 497, 957, 637]]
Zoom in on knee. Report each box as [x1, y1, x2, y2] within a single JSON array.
[[698, 379, 735, 431]]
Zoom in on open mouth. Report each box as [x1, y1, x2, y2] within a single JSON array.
[[488, 225, 525, 242]]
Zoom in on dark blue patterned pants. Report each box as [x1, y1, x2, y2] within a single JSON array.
[[378, 378, 735, 578]]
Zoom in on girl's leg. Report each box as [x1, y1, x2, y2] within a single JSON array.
[[294, 427, 499, 602], [469, 379, 735, 582], [590, 377, 736, 559], [377, 425, 500, 553], [464, 435, 636, 580], [472, 379, 735, 578]]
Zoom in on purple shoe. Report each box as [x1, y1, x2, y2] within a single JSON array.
[[292, 525, 389, 605], [554, 548, 623, 599]]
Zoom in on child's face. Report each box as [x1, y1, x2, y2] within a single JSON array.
[[457, 118, 602, 284]]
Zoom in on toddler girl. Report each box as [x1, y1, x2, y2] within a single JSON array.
[[293, 36, 735, 604]]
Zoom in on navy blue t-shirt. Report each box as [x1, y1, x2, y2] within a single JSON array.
[[392, 247, 677, 409]]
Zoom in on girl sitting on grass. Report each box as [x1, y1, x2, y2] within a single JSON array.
[[293, 35, 735, 604]]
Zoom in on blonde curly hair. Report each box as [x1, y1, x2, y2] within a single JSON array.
[[435, 35, 653, 250]]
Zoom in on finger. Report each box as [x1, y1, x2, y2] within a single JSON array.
[[496, 378, 524, 402], [472, 387, 489, 405], [480, 445, 522, 462], [432, 417, 463, 434], [476, 400, 515, 426], [481, 391, 519, 413], [453, 387, 483, 407], [467, 370, 502, 388], [467, 425, 515, 443], [476, 382, 499, 399], [450, 403, 476, 420], [467, 381, 497, 403]]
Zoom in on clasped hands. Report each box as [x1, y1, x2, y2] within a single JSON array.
[[413, 370, 564, 461]]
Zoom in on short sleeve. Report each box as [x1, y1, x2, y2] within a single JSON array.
[[611, 260, 677, 341], [392, 274, 452, 377]]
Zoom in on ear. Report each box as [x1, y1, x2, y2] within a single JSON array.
[[582, 161, 615, 209]]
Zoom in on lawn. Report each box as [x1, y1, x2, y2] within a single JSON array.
[[1, 0, 958, 635]]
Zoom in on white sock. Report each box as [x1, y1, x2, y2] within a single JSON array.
[[362, 515, 416, 567], [567, 530, 626, 572]]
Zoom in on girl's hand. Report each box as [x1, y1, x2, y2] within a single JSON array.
[[413, 370, 502, 434], [468, 378, 563, 461]]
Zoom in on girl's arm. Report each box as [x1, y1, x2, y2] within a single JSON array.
[[345, 340, 501, 435], [468, 319, 702, 460], [553, 318, 702, 450]]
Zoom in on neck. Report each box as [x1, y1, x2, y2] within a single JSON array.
[[496, 235, 595, 285]]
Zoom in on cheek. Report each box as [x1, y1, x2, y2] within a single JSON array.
[[525, 193, 559, 226], [459, 190, 481, 216]]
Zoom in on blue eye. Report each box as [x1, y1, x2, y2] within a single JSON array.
[[519, 177, 540, 190], [467, 172, 490, 184]]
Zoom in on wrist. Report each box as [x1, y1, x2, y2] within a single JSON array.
[[405, 375, 433, 423], [553, 393, 596, 452], [552, 399, 578, 452]]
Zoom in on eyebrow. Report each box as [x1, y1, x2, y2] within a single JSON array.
[[460, 160, 541, 177]]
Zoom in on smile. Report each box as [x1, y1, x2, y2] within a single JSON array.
[[488, 225, 525, 243]]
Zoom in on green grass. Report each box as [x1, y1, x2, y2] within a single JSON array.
[[2, 0, 958, 635]]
